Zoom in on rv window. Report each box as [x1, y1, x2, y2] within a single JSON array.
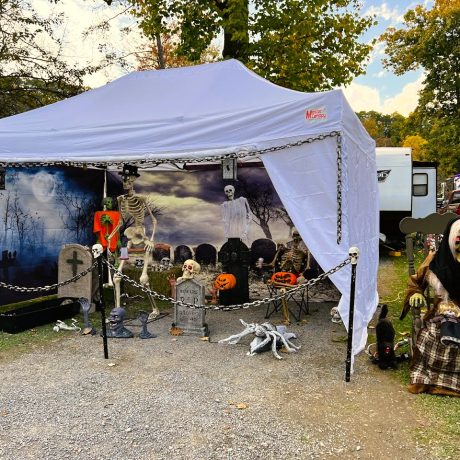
[[413, 173, 428, 197]]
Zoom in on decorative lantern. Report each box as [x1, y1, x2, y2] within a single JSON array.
[[271, 272, 297, 285], [214, 273, 237, 291]]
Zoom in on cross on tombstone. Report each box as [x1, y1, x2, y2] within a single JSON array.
[[66, 250, 84, 276]]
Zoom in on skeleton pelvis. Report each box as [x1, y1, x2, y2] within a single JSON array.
[[124, 226, 146, 245]]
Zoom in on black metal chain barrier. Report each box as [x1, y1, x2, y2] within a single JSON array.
[[336, 133, 343, 244], [2, 131, 343, 250], [0, 261, 97, 293], [103, 257, 351, 311], [1, 131, 341, 169]]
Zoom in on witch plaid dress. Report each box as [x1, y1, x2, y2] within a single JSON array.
[[411, 319, 460, 392]]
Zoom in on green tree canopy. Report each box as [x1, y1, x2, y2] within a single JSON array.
[[125, 0, 375, 91], [0, 0, 96, 118], [380, 0, 460, 177], [356, 110, 408, 147]]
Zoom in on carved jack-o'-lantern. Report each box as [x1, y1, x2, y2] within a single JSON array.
[[214, 273, 237, 291], [271, 272, 297, 285]]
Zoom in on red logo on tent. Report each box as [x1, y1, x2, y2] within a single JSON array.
[[305, 107, 327, 121]]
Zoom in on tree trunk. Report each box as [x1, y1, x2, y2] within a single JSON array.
[[219, 0, 249, 61], [259, 221, 272, 240], [155, 33, 166, 69]]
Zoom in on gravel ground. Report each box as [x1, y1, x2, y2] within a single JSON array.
[[0, 293, 444, 460]]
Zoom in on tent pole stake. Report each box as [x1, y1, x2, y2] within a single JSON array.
[[345, 247, 359, 382], [96, 254, 109, 359]]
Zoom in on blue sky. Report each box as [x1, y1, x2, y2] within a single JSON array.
[[32, 0, 433, 116]]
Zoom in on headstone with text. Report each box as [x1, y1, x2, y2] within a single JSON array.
[[174, 278, 208, 336]]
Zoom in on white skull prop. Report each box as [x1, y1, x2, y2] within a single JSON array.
[[160, 257, 171, 267], [348, 246, 360, 264], [224, 185, 235, 200], [91, 243, 104, 259], [181, 259, 200, 279]]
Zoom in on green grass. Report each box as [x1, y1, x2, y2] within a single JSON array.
[[0, 281, 174, 361], [378, 247, 460, 457]]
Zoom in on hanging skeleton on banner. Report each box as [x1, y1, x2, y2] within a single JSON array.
[[107, 164, 159, 317]]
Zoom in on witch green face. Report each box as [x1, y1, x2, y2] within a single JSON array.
[[103, 197, 113, 210]]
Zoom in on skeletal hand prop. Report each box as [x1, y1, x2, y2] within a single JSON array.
[[409, 293, 427, 308]]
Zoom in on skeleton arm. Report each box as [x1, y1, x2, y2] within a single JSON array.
[[144, 199, 157, 251]]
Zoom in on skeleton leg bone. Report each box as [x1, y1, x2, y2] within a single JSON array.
[[271, 333, 283, 359], [218, 328, 253, 345], [248, 336, 272, 356], [272, 330, 301, 353]]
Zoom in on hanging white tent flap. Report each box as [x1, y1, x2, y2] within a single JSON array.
[[0, 59, 379, 366]]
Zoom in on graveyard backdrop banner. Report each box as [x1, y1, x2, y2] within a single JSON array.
[[0, 167, 103, 305], [107, 164, 296, 251], [0, 163, 299, 305]]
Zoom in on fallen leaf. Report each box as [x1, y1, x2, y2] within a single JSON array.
[[170, 327, 183, 336], [236, 403, 248, 410]]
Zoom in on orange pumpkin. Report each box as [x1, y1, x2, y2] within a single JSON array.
[[214, 273, 237, 291], [271, 272, 297, 285]]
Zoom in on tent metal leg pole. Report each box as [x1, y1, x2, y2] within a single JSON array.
[[345, 247, 359, 382], [97, 255, 109, 359]]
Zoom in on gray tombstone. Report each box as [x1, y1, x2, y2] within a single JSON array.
[[58, 244, 96, 311], [174, 278, 208, 336]]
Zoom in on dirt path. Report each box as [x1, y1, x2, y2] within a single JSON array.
[[0, 296, 451, 460]]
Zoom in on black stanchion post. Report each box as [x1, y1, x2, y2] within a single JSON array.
[[345, 247, 359, 382], [95, 247, 109, 359]]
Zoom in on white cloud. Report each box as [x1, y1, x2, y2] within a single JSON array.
[[365, 3, 404, 23], [381, 74, 424, 115], [342, 74, 424, 116]]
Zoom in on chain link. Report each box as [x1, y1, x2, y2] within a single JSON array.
[[103, 257, 351, 311], [1, 132, 341, 168], [0, 261, 97, 293], [336, 133, 342, 244]]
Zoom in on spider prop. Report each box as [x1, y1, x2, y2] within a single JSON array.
[[218, 319, 300, 360]]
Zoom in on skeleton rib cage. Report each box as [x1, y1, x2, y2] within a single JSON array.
[[119, 195, 147, 227]]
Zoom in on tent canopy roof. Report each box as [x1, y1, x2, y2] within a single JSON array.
[[0, 59, 370, 164]]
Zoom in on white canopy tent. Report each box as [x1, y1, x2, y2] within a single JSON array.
[[0, 59, 379, 367]]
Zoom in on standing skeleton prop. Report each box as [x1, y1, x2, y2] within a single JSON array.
[[107, 165, 159, 317], [219, 319, 300, 360]]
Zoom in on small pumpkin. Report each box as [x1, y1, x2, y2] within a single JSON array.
[[214, 273, 237, 291], [271, 271, 297, 285]]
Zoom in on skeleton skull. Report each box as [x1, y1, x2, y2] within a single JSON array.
[[160, 257, 171, 266], [181, 259, 200, 279], [91, 243, 103, 259], [349, 246, 359, 263], [224, 185, 235, 200]]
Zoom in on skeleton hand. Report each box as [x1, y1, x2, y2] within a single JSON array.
[[144, 239, 155, 252], [409, 293, 427, 308]]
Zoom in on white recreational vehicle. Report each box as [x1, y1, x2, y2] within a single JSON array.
[[376, 147, 437, 243]]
